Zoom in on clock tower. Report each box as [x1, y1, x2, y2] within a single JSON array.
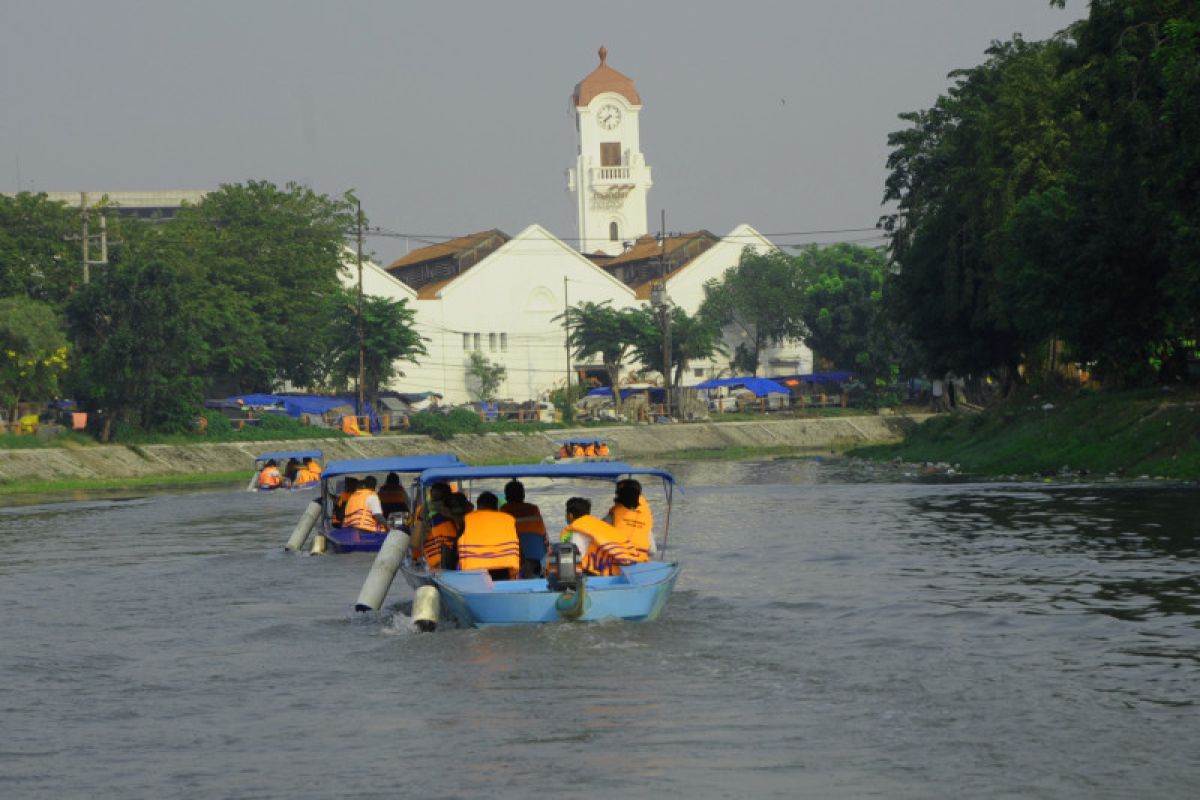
[[567, 46, 653, 256]]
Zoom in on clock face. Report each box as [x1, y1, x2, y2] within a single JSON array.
[[597, 104, 622, 130]]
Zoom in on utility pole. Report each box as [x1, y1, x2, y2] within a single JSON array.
[[81, 192, 89, 284], [563, 276, 573, 423], [658, 209, 672, 419], [356, 200, 366, 419]]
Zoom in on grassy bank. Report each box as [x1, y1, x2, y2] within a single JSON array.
[[0, 470, 249, 497], [852, 388, 1200, 479]]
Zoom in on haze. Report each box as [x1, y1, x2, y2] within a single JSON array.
[[1, 0, 1084, 262]]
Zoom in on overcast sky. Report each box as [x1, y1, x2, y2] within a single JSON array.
[[1, 0, 1085, 264]]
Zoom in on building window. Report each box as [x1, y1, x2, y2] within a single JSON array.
[[473, 333, 480, 351], [463, 333, 470, 351], [600, 142, 621, 166], [500, 333, 508, 352], [694, 368, 705, 378], [609, 221, 619, 241], [489, 333, 497, 351]]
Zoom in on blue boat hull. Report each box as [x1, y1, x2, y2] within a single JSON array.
[[402, 561, 680, 627], [325, 527, 388, 554]]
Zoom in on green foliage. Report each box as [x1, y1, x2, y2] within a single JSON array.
[[325, 290, 427, 403], [628, 304, 726, 393], [65, 250, 206, 441], [0, 192, 79, 306], [0, 297, 69, 420], [555, 301, 646, 403], [407, 408, 483, 440], [700, 249, 806, 375], [466, 351, 507, 401]]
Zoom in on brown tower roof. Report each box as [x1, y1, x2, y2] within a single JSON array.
[[572, 46, 641, 107]]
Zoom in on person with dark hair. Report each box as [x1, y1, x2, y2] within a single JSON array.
[[343, 475, 387, 533], [331, 476, 358, 526], [605, 479, 653, 561], [257, 459, 282, 490], [411, 480, 451, 559], [423, 491, 470, 569], [559, 496, 638, 577], [459, 490, 520, 579], [283, 458, 301, 486], [378, 472, 410, 517], [501, 479, 548, 578]]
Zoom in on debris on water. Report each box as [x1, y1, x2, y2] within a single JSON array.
[[1042, 403, 1055, 411]]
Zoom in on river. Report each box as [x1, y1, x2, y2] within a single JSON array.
[[1, 459, 1196, 799]]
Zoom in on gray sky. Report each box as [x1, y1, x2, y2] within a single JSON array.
[[1, 0, 1085, 264]]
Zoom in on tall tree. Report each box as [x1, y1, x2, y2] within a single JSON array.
[[629, 305, 726, 392], [0, 297, 69, 425], [700, 249, 806, 375], [556, 301, 647, 405], [0, 192, 80, 306], [323, 291, 428, 405], [465, 351, 507, 402]]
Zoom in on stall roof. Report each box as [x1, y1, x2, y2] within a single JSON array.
[[322, 454, 464, 480], [689, 377, 791, 396], [418, 462, 675, 489]]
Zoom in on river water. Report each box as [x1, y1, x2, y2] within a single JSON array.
[[1, 459, 1197, 799]]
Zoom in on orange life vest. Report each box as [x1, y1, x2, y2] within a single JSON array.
[[584, 444, 597, 457], [292, 466, 318, 486], [597, 444, 610, 457], [341, 416, 362, 436], [458, 510, 520, 576], [572, 444, 585, 457], [557, 446, 570, 459], [560, 514, 638, 576], [342, 489, 386, 533], [610, 499, 653, 561], [423, 517, 459, 569], [309, 461, 323, 477], [258, 466, 282, 489]]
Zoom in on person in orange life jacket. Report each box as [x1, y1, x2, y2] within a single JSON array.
[[258, 459, 283, 489], [560, 496, 639, 577], [424, 490, 470, 569], [377, 472, 410, 518], [292, 460, 317, 486], [557, 444, 570, 459], [343, 475, 387, 533], [459, 491, 520, 580], [571, 443, 585, 457], [500, 479, 548, 578], [604, 479, 654, 561], [597, 442, 610, 457], [411, 480, 451, 559], [584, 442, 597, 457], [331, 476, 359, 527], [306, 457, 322, 478]]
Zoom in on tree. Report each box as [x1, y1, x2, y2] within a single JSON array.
[[465, 351, 507, 402], [700, 249, 806, 375], [629, 305, 726, 392], [0, 297, 68, 425], [0, 192, 80, 306], [794, 244, 906, 401], [556, 301, 645, 405], [65, 251, 206, 441], [324, 291, 427, 406], [159, 180, 355, 392]]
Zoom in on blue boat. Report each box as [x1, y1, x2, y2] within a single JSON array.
[[316, 454, 465, 554], [397, 462, 680, 627], [251, 449, 324, 492], [544, 437, 614, 463]]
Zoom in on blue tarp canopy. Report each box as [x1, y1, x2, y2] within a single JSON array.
[[777, 371, 853, 385], [555, 438, 609, 445], [224, 393, 381, 429], [322, 454, 464, 481], [585, 387, 666, 402], [254, 449, 323, 464], [418, 462, 676, 490], [689, 377, 792, 396]]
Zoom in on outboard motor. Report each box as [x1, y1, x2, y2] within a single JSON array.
[[546, 542, 581, 592]]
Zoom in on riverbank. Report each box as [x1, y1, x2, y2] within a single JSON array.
[[0, 414, 926, 494], [852, 388, 1200, 480]]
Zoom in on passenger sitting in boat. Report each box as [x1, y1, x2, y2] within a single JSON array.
[[377, 472, 410, 517], [293, 459, 318, 486], [423, 490, 468, 569], [412, 481, 451, 562], [258, 459, 283, 489], [307, 457, 322, 478], [597, 442, 610, 457], [572, 443, 585, 457], [605, 479, 653, 562], [557, 444, 570, 459], [458, 491, 520, 580], [343, 475, 387, 533], [560, 496, 638, 577], [283, 458, 300, 486], [331, 477, 359, 527], [501, 479, 547, 578]]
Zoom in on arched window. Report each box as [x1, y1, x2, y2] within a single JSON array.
[[609, 221, 619, 241]]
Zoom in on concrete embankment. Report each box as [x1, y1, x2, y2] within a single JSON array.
[[0, 415, 926, 483]]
